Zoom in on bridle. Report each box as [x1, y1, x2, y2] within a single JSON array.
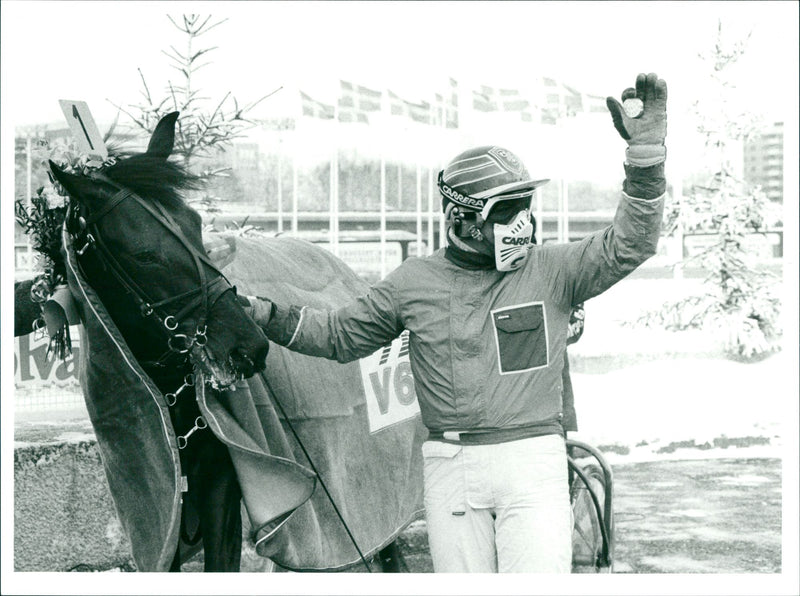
[[69, 171, 235, 360]]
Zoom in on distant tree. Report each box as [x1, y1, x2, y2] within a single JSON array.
[[635, 20, 782, 360], [109, 14, 276, 213]]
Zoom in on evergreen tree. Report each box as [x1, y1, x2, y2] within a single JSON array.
[[638, 20, 782, 360], [109, 14, 275, 213]]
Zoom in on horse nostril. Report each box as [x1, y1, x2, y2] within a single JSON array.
[[229, 349, 252, 375], [230, 343, 268, 377]]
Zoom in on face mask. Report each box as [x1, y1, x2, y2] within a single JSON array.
[[493, 209, 533, 272]]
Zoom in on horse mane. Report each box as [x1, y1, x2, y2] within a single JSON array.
[[103, 151, 202, 207]]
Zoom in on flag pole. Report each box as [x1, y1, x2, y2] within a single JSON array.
[[379, 89, 388, 278], [334, 140, 340, 257], [330, 102, 338, 256], [427, 101, 435, 254], [26, 134, 33, 272], [557, 178, 565, 243], [427, 167, 434, 255], [397, 163, 402, 211], [277, 132, 284, 234], [416, 162, 423, 256], [437, 89, 447, 249], [292, 133, 298, 234], [562, 177, 569, 242], [380, 152, 387, 278]]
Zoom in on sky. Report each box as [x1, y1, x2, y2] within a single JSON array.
[[2, 1, 797, 187], [1, 1, 797, 127]]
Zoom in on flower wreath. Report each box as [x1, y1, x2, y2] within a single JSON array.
[[15, 138, 117, 360]]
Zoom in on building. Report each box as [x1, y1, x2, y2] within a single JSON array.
[[743, 122, 784, 202]]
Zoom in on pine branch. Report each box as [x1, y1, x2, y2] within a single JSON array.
[[138, 68, 153, 105], [163, 46, 187, 63], [196, 17, 228, 35], [189, 47, 217, 63]]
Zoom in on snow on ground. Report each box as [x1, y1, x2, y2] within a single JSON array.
[[563, 273, 791, 461], [568, 350, 789, 461]]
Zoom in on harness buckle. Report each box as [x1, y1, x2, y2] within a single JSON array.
[[177, 416, 208, 450], [76, 233, 95, 256], [168, 333, 194, 354], [164, 373, 196, 407], [194, 325, 208, 347]]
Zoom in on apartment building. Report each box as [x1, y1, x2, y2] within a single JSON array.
[[743, 122, 784, 202]]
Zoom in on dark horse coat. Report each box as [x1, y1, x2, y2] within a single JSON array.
[[64, 229, 425, 571]]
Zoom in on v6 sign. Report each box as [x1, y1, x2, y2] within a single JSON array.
[[359, 331, 420, 433]]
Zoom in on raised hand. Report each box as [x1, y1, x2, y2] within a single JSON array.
[[606, 73, 667, 167]]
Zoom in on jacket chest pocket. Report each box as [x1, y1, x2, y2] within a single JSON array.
[[491, 302, 548, 374]]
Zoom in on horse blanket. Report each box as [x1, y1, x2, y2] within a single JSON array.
[[63, 230, 426, 571]]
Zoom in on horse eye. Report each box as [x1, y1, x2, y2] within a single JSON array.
[[131, 249, 161, 266]]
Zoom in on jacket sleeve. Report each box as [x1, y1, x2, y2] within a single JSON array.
[[541, 163, 665, 307], [264, 276, 404, 363]]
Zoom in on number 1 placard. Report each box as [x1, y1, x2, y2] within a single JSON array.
[[58, 100, 108, 160]]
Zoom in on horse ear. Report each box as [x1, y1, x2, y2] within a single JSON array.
[[146, 112, 179, 159], [48, 160, 95, 201]]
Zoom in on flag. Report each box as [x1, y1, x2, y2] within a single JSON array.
[[562, 84, 583, 116], [543, 78, 580, 118], [338, 80, 382, 123], [473, 85, 532, 121], [541, 107, 559, 125], [540, 77, 606, 123], [448, 77, 459, 128], [440, 77, 459, 128], [433, 91, 460, 128], [472, 85, 498, 112], [499, 88, 533, 121], [541, 78, 564, 124], [584, 93, 608, 113], [300, 91, 335, 119], [389, 90, 433, 124]]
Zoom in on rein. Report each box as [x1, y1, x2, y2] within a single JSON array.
[[257, 369, 373, 572]]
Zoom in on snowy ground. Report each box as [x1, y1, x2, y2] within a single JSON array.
[[564, 273, 790, 463], [568, 350, 788, 463]]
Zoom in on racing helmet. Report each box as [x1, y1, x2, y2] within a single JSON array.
[[438, 145, 549, 221]]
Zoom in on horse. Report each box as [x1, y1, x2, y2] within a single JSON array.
[[48, 112, 423, 572]]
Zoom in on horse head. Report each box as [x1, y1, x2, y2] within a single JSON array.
[[49, 112, 269, 388]]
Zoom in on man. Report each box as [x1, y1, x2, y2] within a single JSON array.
[[243, 73, 667, 572]]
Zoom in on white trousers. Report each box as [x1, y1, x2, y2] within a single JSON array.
[[422, 433, 572, 573]]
